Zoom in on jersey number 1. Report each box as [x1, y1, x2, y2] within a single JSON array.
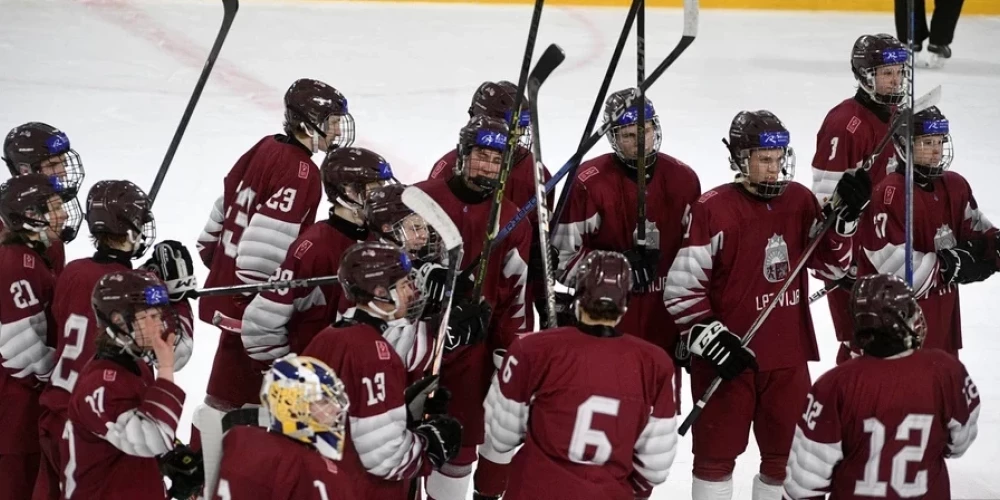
[[855, 414, 934, 497]]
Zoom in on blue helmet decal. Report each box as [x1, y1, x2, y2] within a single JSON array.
[[921, 119, 949, 135], [881, 48, 908, 64], [377, 160, 394, 180], [504, 109, 531, 128], [399, 251, 413, 273], [475, 129, 508, 150], [45, 132, 70, 155], [143, 285, 170, 306], [616, 102, 657, 126], [759, 130, 790, 147]]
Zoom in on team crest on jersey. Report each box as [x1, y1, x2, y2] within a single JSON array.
[[23, 254, 35, 269], [376, 340, 391, 360], [884, 186, 896, 205], [103, 369, 117, 382], [578, 166, 600, 183], [846, 116, 862, 134], [763, 233, 790, 283], [294, 240, 313, 259], [633, 219, 660, 250], [298, 162, 310, 179], [431, 160, 448, 178], [698, 190, 718, 204], [934, 224, 956, 251]]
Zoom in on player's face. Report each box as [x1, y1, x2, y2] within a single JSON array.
[[391, 277, 419, 320], [310, 397, 343, 428], [747, 148, 785, 183], [132, 307, 168, 349], [318, 115, 344, 152], [913, 135, 945, 166], [466, 147, 503, 184], [398, 213, 430, 251], [614, 123, 657, 159], [874, 64, 904, 95], [44, 195, 68, 238]]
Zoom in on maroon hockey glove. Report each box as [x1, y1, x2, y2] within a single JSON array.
[[688, 320, 758, 381], [414, 415, 463, 469]]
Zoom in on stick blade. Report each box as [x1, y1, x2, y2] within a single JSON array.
[[223, 0, 239, 16], [403, 186, 463, 252], [682, 0, 699, 37], [528, 44, 566, 90], [914, 84, 942, 112]]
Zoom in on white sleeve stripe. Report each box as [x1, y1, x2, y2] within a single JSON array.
[[0, 312, 55, 379], [235, 214, 302, 283], [349, 406, 423, 480], [633, 415, 678, 487], [101, 409, 174, 457], [502, 248, 530, 330], [483, 378, 528, 454], [552, 213, 601, 285], [147, 400, 180, 427], [241, 295, 295, 360], [198, 195, 226, 244], [964, 202, 995, 233], [947, 404, 980, 458], [783, 426, 843, 499], [863, 243, 938, 296], [812, 168, 844, 206]]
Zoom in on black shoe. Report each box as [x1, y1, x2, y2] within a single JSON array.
[[927, 44, 951, 58], [910, 42, 923, 52]]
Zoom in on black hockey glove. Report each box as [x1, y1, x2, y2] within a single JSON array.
[[159, 441, 204, 500], [688, 319, 757, 381], [416, 262, 449, 316], [445, 298, 492, 352], [404, 374, 452, 426], [623, 246, 660, 292], [142, 240, 198, 302], [938, 247, 996, 285], [832, 169, 872, 235], [553, 291, 576, 327], [414, 415, 463, 470], [674, 335, 691, 372]]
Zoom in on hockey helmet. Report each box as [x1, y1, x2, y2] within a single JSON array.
[[725, 110, 796, 199]]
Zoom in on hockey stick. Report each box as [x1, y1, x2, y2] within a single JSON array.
[[148, 0, 239, 205], [635, 0, 649, 252], [903, 3, 917, 288], [191, 274, 339, 299], [678, 85, 942, 436], [460, 0, 699, 283], [528, 45, 568, 328], [472, 0, 547, 299], [548, 0, 644, 231]]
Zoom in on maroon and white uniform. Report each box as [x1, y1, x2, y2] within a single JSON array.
[[0, 221, 65, 275], [784, 349, 980, 499], [197, 135, 322, 408], [0, 243, 56, 500], [663, 182, 852, 481], [812, 93, 895, 359], [414, 177, 532, 459], [554, 152, 701, 355], [62, 352, 185, 500], [858, 171, 996, 355], [484, 326, 678, 499], [241, 216, 367, 362], [215, 425, 356, 500], [302, 315, 435, 499]]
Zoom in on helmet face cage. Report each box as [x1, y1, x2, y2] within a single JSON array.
[[3, 126, 86, 198], [95, 283, 175, 363], [59, 196, 83, 243], [457, 125, 509, 191], [894, 117, 953, 180], [261, 355, 350, 461], [391, 213, 444, 264], [319, 112, 356, 151], [731, 130, 796, 199], [855, 44, 909, 106], [606, 101, 663, 167]]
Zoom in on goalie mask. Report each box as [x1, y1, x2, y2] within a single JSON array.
[[850, 274, 927, 358], [364, 184, 444, 264], [86, 180, 156, 258], [91, 270, 177, 364], [338, 241, 427, 325], [604, 88, 662, 169], [725, 110, 796, 199], [456, 115, 510, 191], [284, 78, 354, 153], [3, 122, 85, 199], [893, 106, 953, 182], [468, 80, 532, 150], [261, 355, 350, 461], [321, 147, 395, 214], [851, 34, 909, 106], [0, 173, 79, 247]]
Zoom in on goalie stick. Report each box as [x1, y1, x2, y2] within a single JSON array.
[[527, 45, 568, 328], [459, 0, 699, 283], [678, 85, 942, 436], [148, 0, 239, 205]]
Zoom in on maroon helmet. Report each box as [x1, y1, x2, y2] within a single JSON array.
[[850, 274, 927, 357], [321, 147, 395, 212], [456, 115, 510, 191], [893, 106, 953, 181], [574, 250, 633, 320], [0, 174, 60, 235], [338, 241, 426, 323], [851, 34, 908, 105], [468, 80, 532, 149], [603, 88, 662, 169], [92, 270, 175, 359], [725, 110, 796, 199], [3, 122, 85, 198], [364, 184, 442, 262], [86, 180, 156, 258], [284, 78, 354, 151]]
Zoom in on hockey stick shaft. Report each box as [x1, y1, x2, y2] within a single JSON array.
[[148, 0, 239, 204], [635, 0, 648, 248], [549, 0, 644, 231], [904, 2, 917, 288], [191, 275, 338, 298], [528, 45, 567, 328], [472, 0, 547, 298]]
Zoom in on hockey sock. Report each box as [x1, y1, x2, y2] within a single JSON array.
[[427, 470, 472, 500], [752, 474, 783, 500], [692, 476, 734, 500], [472, 455, 510, 498]]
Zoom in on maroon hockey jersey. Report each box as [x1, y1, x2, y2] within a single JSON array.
[[215, 425, 356, 500], [484, 327, 678, 499], [0, 243, 56, 453], [63, 353, 186, 500], [553, 152, 700, 353], [663, 182, 853, 371], [197, 135, 323, 326], [0, 220, 66, 275], [303, 318, 432, 499], [858, 170, 997, 354], [241, 217, 366, 362], [785, 349, 980, 499]]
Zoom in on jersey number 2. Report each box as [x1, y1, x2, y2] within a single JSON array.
[[51, 314, 88, 392], [855, 414, 934, 497], [568, 396, 620, 466]]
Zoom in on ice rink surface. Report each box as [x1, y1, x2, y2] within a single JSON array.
[[2, 0, 999, 497]]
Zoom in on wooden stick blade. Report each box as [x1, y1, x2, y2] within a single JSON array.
[[403, 186, 463, 252]]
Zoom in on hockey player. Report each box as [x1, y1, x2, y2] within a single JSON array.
[[812, 33, 908, 363], [663, 110, 870, 500], [62, 270, 195, 499], [241, 147, 394, 362], [35, 180, 196, 500], [0, 174, 68, 500], [2, 122, 86, 274], [196, 78, 352, 414], [553, 88, 699, 400], [213, 355, 356, 499], [858, 106, 997, 357], [484, 251, 678, 499], [302, 241, 463, 499], [415, 115, 532, 500], [785, 274, 980, 499], [427, 81, 553, 326]]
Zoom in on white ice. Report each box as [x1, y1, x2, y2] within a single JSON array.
[[2, 0, 999, 497]]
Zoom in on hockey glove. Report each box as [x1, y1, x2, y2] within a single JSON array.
[[553, 291, 576, 327], [445, 298, 492, 352], [416, 262, 449, 316], [142, 240, 198, 302], [938, 247, 996, 285], [674, 335, 691, 372], [404, 375, 452, 425], [414, 415, 463, 470], [623, 246, 660, 292], [688, 319, 757, 381], [963, 237, 1000, 270], [831, 169, 871, 235], [159, 441, 204, 500]]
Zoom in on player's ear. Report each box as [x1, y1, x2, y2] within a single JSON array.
[[110, 311, 128, 331]]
